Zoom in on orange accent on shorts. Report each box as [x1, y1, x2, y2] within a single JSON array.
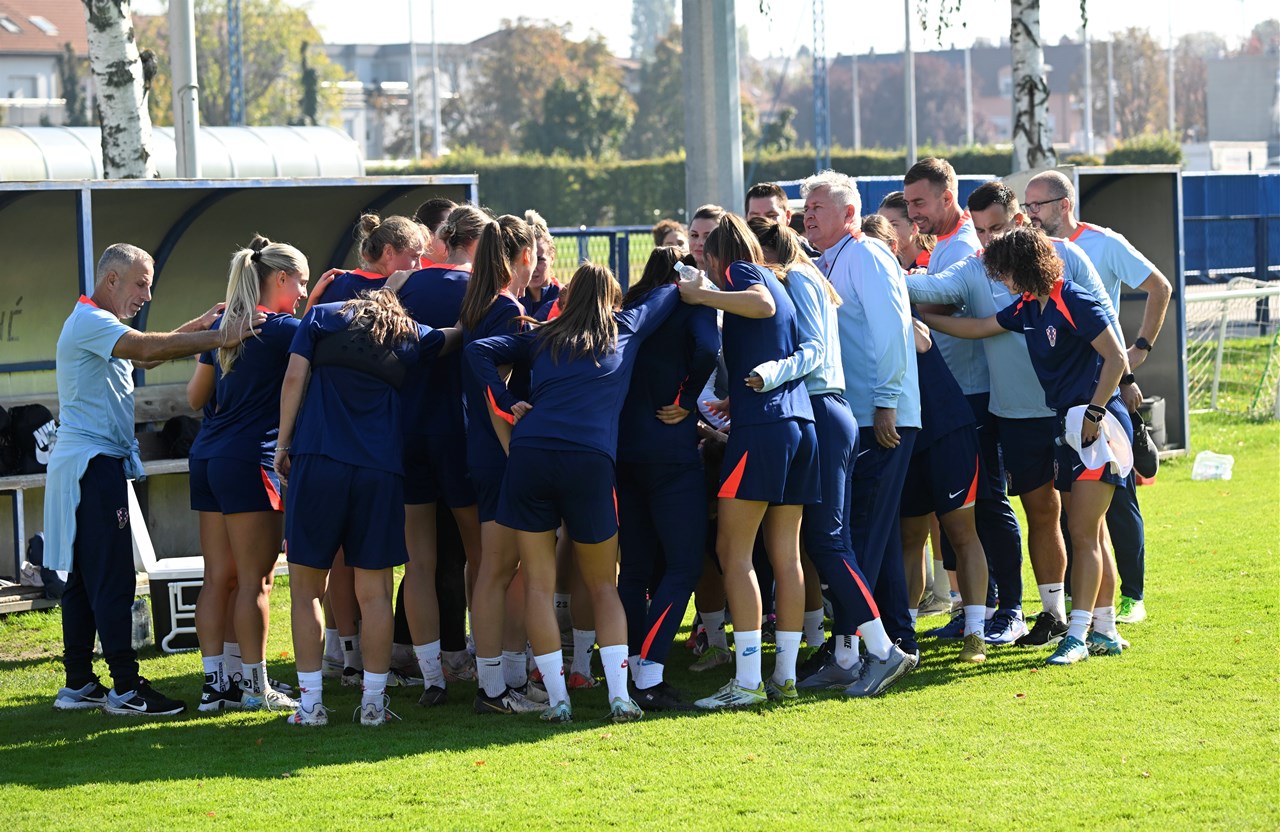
[[962, 455, 980, 508], [1077, 464, 1105, 482], [718, 451, 749, 499], [261, 467, 282, 512], [487, 387, 515, 425], [640, 603, 673, 659], [844, 560, 881, 619]]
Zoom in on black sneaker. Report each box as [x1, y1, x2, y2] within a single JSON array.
[[796, 639, 834, 682], [198, 683, 239, 712], [105, 678, 187, 716], [1015, 611, 1068, 647], [1131, 409, 1160, 478], [629, 681, 697, 712], [417, 685, 447, 707]]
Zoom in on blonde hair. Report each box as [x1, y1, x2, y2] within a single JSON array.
[[437, 205, 491, 252], [355, 213, 424, 267], [523, 208, 553, 248], [340, 287, 420, 349], [220, 235, 307, 374]]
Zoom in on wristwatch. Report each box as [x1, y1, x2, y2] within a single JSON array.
[[1120, 373, 1136, 386], [1133, 336, 1153, 352]]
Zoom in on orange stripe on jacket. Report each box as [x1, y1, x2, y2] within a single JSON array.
[[487, 387, 515, 425]]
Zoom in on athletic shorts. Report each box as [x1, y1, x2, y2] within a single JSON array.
[[497, 446, 618, 544], [284, 454, 408, 571], [900, 424, 981, 517], [189, 457, 283, 514], [717, 418, 820, 505], [403, 432, 477, 507], [996, 415, 1058, 496], [471, 465, 506, 524], [1053, 399, 1133, 493]]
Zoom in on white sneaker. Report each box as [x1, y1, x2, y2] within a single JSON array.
[[694, 679, 767, 710], [1116, 597, 1147, 624], [285, 703, 330, 726], [242, 685, 299, 712], [355, 695, 402, 726]]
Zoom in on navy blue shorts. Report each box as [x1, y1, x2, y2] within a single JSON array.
[[997, 415, 1058, 496], [284, 454, 408, 570], [1053, 399, 1133, 492], [189, 457, 283, 514], [900, 425, 980, 517], [471, 465, 505, 524], [717, 418, 820, 505], [497, 446, 617, 544], [403, 432, 477, 507]]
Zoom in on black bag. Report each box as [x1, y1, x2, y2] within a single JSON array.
[[27, 532, 65, 600], [160, 415, 201, 458], [6, 404, 56, 475]]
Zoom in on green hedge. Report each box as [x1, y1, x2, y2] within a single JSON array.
[[383, 145, 1014, 227], [1105, 133, 1184, 167]]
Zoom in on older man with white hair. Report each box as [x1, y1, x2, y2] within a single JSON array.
[[47, 243, 260, 716], [796, 170, 919, 698]]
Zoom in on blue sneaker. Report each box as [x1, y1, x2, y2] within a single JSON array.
[[923, 610, 964, 640], [983, 609, 1029, 645], [1086, 631, 1126, 657], [1045, 635, 1089, 666], [53, 680, 110, 711]]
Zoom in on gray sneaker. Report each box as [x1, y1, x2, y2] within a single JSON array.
[[795, 657, 862, 690], [844, 645, 917, 698]]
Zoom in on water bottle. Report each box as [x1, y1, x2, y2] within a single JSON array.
[[674, 262, 702, 283], [131, 597, 153, 650], [1190, 450, 1235, 481]]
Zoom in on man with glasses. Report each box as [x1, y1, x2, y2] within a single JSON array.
[[1024, 170, 1172, 626]]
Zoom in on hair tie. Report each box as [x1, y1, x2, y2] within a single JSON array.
[[250, 250, 262, 262]]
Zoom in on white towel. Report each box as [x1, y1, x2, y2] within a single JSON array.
[[1063, 406, 1133, 479]]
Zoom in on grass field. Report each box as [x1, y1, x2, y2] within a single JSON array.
[[1, 413, 1276, 830]]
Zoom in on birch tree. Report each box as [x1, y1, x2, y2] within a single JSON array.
[[1009, 0, 1056, 171], [83, 0, 156, 179]]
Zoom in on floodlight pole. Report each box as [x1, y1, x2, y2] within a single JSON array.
[[169, 0, 200, 176], [408, 1, 422, 160]]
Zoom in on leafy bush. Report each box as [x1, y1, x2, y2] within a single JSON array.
[[1061, 153, 1104, 167], [1105, 133, 1185, 166]]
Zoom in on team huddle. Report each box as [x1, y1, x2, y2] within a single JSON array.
[[47, 158, 1170, 726]]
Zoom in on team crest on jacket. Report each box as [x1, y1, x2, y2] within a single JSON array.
[[116, 507, 129, 529], [1046, 325, 1058, 347]]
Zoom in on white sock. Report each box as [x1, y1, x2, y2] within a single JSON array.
[[634, 658, 663, 690], [534, 650, 568, 706], [242, 660, 268, 695], [628, 654, 642, 684], [834, 633, 861, 668], [341, 634, 362, 671], [985, 606, 997, 621], [802, 608, 825, 646], [858, 619, 893, 660], [391, 642, 414, 666], [1092, 605, 1118, 638], [502, 650, 528, 689], [908, 608, 918, 626], [414, 641, 444, 688], [1067, 609, 1092, 643], [963, 605, 986, 638], [949, 590, 961, 611], [477, 656, 505, 698], [772, 630, 802, 684], [733, 629, 763, 689], [1038, 583, 1066, 623], [702, 609, 728, 650], [297, 670, 323, 712], [570, 629, 595, 677], [931, 559, 948, 596], [324, 628, 340, 661], [362, 670, 388, 702], [599, 644, 630, 702], [553, 593, 572, 633], [202, 655, 226, 692], [442, 648, 468, 668], [223, 642, 242, 681]]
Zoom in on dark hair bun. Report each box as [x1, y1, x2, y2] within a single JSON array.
[[356, 213, 382, 241]]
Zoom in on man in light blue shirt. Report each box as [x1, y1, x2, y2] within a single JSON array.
[[1026, 170, 1172, 625], [48, 243, 255, 716], [800, 170, 920, 694]]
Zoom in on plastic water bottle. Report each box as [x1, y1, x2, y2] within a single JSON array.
[[1190, 450, 1235, 481], [674, 262, 702, 283]]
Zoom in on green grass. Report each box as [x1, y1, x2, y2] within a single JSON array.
[[1, 413, 1276, 830]]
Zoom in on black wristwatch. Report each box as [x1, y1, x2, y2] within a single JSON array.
[[1133, 337, 1153, 352], [1120, 373, 1136, 386]]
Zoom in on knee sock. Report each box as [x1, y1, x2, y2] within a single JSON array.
[[534, 650, 568, 706], [323, 628, 340, 662], [241, 661, 268, 695], [1092, 606, 1118, 638], [202, 655, 227, 692], [1038, 583, 1067, 623], [223, 642, 242, 682], [501, 650, 528, 689], [414, 641, 444, 688], [859, 619, 893, 661], [733, 630, 763, 689], [297, 670, 323, 712], [341, 634, 362, 671], [802, 608, 826, 647], [834, 633, 862, 668], [570, 629, 595, 677], [963, 605, 986, 638], [362, 670, 388, 703], [1067, 609, 1092, 643], [702, 609, 728, 650], [772, 631, 802, 684], [599, 644, 629, 703], [477, 656, 505, 698], [633, 658, 662, 690]]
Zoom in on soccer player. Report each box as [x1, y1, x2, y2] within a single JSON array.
[[1025, 170, 1172, 624], [745, 217, 907, 686], [277, 289, 460, 726], [520, 210, 561, 321], [919, 227, 1133, 665], [877, 191, 934, 271], [615, 247, 719, 710], [414, 197, 457, 265], [652, 218, 688, 249], [801, 170, 920, 695], [187, 236, 308, 712], [676, 214, 818, 709], [466, 263, 681, 723], [48, 244, 261, 715]]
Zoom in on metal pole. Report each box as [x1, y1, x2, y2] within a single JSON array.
[[227, 0, 245, 126], [852, 52, 861, 150], [1107, 39, 1116, 143], [169, 0, 200, 177], [1210, 298, 1230, 411], [1082, 23, 1093, 157], [1167, 11, 1176, 135], [407, 1, 421, 160], [964, 45, 973, 146], [430, 0, 442, 157], [904, 0, 916, 166]]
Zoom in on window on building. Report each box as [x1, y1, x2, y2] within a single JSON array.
[[28, 15, 58, 35], [0, 16, 22, 34]]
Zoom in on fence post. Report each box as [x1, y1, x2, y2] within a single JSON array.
[[616, 233, 631, 290], [1210, 297, 1231, 411], [577, 233, 589, 266]]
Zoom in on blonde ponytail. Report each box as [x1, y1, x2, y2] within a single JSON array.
[[219, 235, 308, 373]]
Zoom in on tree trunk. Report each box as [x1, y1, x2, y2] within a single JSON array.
[[83, 0, 156, 178], [1009, 0, 1055, 172]]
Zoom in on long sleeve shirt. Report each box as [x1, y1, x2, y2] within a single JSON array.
[[751, 263, 845, 397], [926, 212, 989, 396]]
